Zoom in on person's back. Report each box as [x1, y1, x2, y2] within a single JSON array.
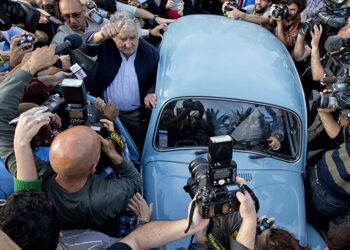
[[42, 126, 142, 233]]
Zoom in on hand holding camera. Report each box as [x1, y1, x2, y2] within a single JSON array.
[[9, 35, 34, 70]]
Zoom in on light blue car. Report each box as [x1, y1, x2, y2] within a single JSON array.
[[121, 15, 327, 249]]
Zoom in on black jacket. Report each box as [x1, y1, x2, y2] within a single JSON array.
[[81, 32, 159, 102]]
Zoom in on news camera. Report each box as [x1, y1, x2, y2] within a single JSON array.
[[298, 0, 349, 41], [309, 45, 350, 118], [184, 135, 259, 219], [0, 0, 40, 33]]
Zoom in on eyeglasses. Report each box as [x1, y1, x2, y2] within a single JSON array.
[[62, 11, 83, 20]]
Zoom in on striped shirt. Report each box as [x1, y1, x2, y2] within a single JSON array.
[[317, 126, 350, 201]]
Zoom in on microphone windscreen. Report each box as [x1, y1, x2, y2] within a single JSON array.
[[325, 35, 344, 53], [64, 34, 83, 50]]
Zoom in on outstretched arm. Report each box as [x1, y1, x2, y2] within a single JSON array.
[[120, 199, 209, 250]]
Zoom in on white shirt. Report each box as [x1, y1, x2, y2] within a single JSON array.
[[103, 52, 141, 111]]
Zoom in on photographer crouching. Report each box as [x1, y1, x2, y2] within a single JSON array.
[[305, 104, 350, 231], [267, 0, 306, 51]]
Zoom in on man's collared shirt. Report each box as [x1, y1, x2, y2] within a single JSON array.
[[103, 52, 140, 112], [306, 0, 325, 10]]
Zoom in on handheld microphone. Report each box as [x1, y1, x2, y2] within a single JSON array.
[[55, 34, 83, 55], [70, 63, 87, 80]]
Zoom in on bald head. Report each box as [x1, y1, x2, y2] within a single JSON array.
[[59, 0, 86, 32], [49, 126, 101, 178]]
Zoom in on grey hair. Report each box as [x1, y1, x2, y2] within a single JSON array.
[[110, 12, 142, 38]]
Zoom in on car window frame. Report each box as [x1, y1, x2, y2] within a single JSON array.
[[152, 97, 303, 163]]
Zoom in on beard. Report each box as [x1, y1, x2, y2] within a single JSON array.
[[255, 5, 267, 14]]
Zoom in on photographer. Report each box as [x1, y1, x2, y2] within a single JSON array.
[[305, 104, 350, 230], [268, 0, 306, 51], [222, 0, 272, 26]]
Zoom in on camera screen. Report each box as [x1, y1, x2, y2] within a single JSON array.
[[69, 110, 84, 119], [214, 170, 230, 180]]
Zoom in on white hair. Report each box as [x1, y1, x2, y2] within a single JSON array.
[[110, 12, 142, 38]]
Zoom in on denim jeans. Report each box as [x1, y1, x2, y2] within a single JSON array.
[[305, 167, 350, 220]]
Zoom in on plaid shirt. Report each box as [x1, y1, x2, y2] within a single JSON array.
[[283, 16, 301, 51], [306, 0, 326, 10]]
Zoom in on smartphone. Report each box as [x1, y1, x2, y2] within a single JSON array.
[[170, 0, 182, 11], [89, 9, 103, 25]]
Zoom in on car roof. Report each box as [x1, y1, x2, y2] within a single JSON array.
[[156, 15, 306, 115]]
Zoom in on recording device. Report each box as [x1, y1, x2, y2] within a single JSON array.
[[85, 2, 104, 25], [309, 45, 350, 114], [272, 4, 289, 19], [298, 0, 349, 41], [70, 63, 87, 80], [256, 218, 273, 235], [0, 0, 40, 33], [55, 34, 83, 55], [224, 1, 240, 13], [325, 35, 350, 53], [184, 135, 249, 219], [17, 35, 35, 49]]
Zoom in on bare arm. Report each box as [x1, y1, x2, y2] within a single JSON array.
[[310, 25, 325, 81], [235, 190, 257, 249], [276, 20, 287, 46], [14, 108, 53, 181], [120, 201, 209, 250], [291, 34, 311, 62], [318, 109, 341, 139], [241, 12, 269, 25]]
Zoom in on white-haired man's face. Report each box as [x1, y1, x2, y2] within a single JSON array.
[[114, 24, 139, 59]]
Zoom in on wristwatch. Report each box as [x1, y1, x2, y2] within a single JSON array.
[[273, 133, 282, 141], [153, 14, 159, 22], [136, 219, 148, 226], [0, 56, 4, 66]]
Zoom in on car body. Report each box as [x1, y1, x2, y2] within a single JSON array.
[[122, 15, 326, 249]]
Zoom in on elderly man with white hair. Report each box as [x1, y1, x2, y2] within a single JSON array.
[[81, 12, 159, 149]]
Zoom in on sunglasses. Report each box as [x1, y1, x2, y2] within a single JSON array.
[[62, 11, 83, 19]]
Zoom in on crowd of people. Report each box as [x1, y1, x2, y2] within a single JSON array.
[[0, 0, 349, 249]]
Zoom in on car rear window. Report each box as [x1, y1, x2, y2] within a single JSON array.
[[155, 98, 300, 161]]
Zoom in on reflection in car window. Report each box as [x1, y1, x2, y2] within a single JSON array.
[[155, 99, 300, 160]]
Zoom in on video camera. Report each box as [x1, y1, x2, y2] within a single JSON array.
[[0, 0, 40, 33], [298, 0, 349, 41], [309, 46, 350, 116], [272, 4, 289, 19], [184, 135, 259, 218]]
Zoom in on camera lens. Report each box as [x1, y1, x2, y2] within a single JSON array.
[[189, 158, 208, 187]]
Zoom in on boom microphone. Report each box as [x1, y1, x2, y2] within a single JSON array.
[[55, 34, 82, 55], [325, 35, 347, 53]]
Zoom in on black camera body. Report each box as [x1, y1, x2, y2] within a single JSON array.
[[224, 1, 239, 12], [256, 218, 273, 235], [0, 0, 40, 33], [184, 135, 242, 219], [272, 4, 289, 19], [17, 35, 35, 50]]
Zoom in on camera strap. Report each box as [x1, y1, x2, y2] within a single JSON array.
[[107, 131, 124, 154], [241, 184, 260, 213], [206, 220, 227, 250], [184, 198, 200, 234]]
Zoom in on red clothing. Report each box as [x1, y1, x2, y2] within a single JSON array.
[[166, 9, 180, 19], [282, 16, 300, 51]]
